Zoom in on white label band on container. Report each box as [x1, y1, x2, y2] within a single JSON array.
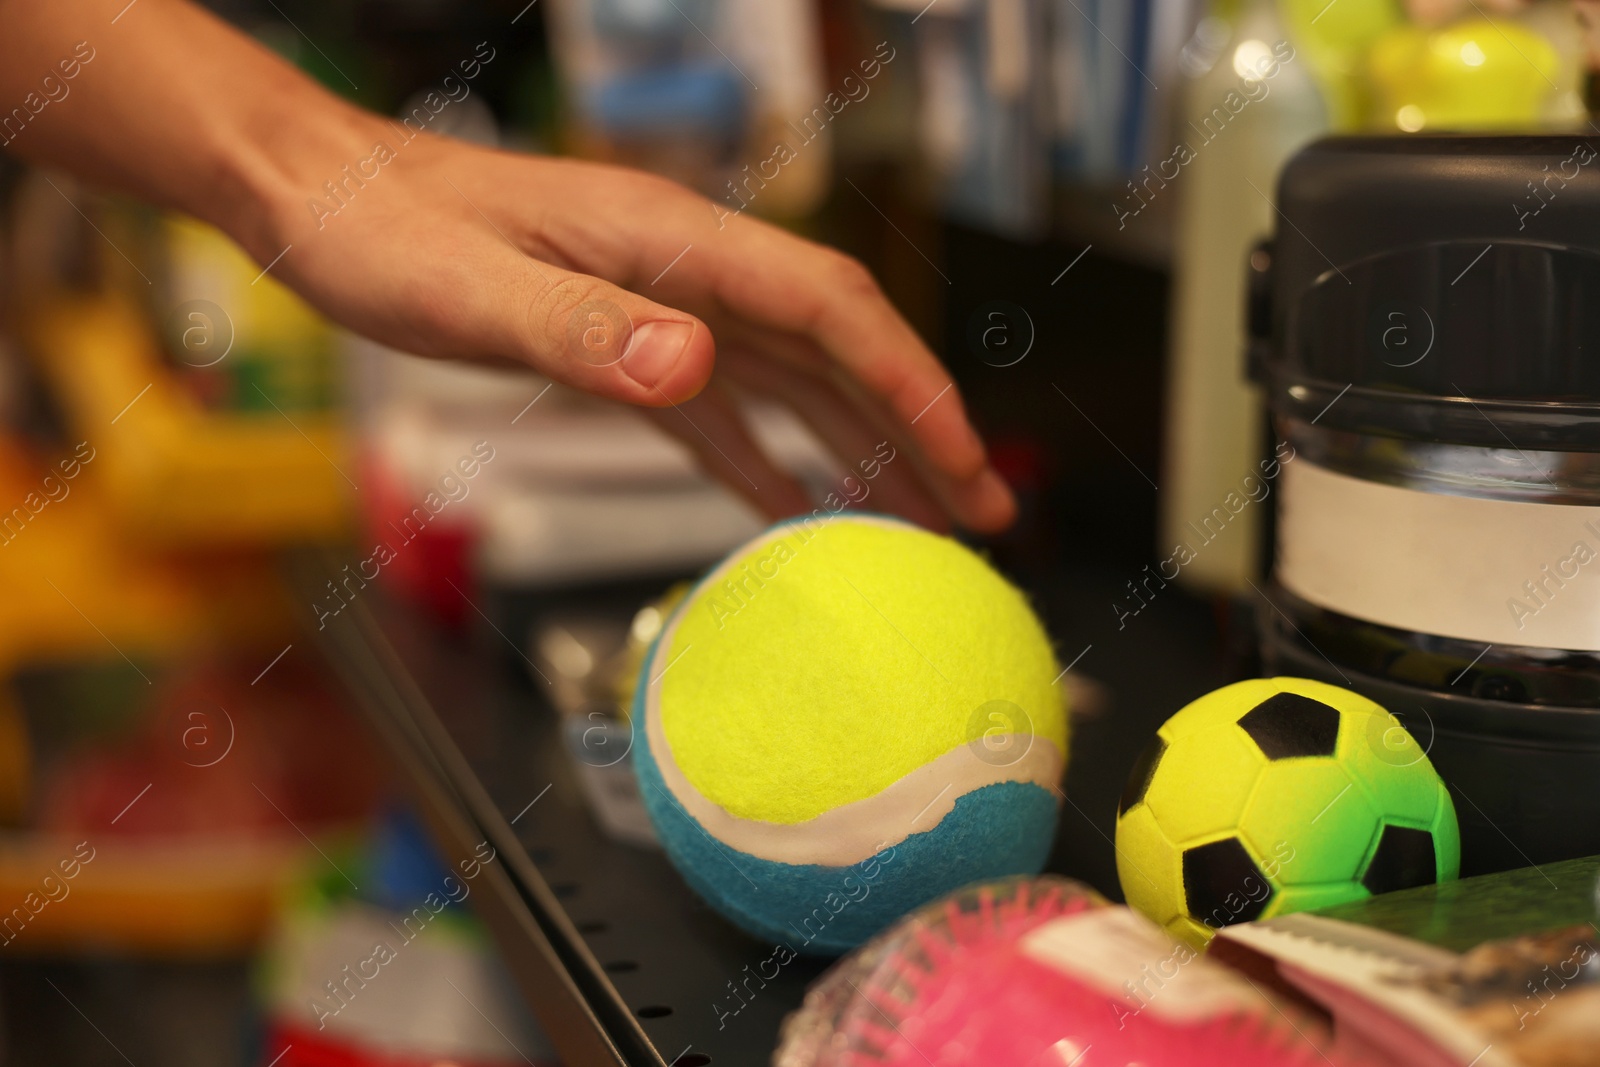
[[1278, 460, 1600, 652]]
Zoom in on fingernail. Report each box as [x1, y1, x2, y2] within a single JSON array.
[[623, 320, 694, 390]]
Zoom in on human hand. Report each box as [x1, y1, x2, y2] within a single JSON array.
[[0, 0, 1012, 532], [235, 115, 1014, 534]]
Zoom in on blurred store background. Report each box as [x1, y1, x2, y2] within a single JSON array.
[[0, 0, 1593, 1064]]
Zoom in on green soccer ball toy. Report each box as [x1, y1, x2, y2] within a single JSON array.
[[1115, 677, 1460, 948]]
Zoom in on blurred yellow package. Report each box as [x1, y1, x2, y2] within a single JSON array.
[[163, 217, 338, 414], [1370, 17, 1566, 131], [23, 296, 351, 548]]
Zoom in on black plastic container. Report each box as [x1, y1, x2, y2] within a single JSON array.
[[1251, 135, 1600, 876]]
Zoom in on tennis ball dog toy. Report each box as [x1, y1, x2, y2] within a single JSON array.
[[633, 515, 1067, 955]]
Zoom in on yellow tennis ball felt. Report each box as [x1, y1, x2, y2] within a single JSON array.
[[634, 514, 1069, 953], [657, 516, 1067, 824]]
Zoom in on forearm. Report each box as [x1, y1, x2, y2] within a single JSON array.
[[0, 0, 378, 260]]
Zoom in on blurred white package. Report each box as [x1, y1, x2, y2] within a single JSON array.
[[345, 334, 839, 587]]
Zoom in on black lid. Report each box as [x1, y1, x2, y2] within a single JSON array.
[[1259, 135, 1600, 449]]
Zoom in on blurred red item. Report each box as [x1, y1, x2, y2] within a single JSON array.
[[986, 434, 1050, 495], [262, 1022, 553, 1067], [983, 433, 1056, 571], [39, 654, 383, 837], [358, 448, 475, 629]]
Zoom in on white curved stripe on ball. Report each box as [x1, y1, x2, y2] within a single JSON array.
[[643, 514, 1064, 867], [645, 690, 1064, 867]]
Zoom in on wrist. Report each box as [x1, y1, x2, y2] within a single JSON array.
[[206, 83, 388, 264]]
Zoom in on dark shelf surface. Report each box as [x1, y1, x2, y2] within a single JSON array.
[[387, 593, 835, 1065], [314, 558, 1230, 1066]]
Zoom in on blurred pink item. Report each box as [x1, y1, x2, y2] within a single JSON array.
[[1403, 0, 1527, 26], [776, 876, 1351, 1067]]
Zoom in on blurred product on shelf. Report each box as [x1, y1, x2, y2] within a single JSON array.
[[1368, 14, 1582, 132], [2, 653, 382, 955], [345, 336, 838, 599], [36, 657, 380, 836], [905, 0, 1052, 237], [546, 0, 831, 216], [1211, 854, 1600, 1067], [160, 218, 339, 414], [0, 435, 314, 696], [524, 586, 693, 849], [18, 295, 351, 548], [1160, 0, 1584, 597], [1049, 0, 1198, 186], [775, 875, 1347, 1067], [4, 157, 354, 549], [1161, 0, 1326, 594], [1403, 0, 1528, 24], [0, 688, 27, 826], [864, 0, 1199, 246], [1279, 0, 1405, 129], [0, 254, 357, 931], [258, 807, 556, 1067], [609, 582, 690, 717]]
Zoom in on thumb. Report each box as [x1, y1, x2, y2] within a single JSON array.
[[524, 271, 715, 406]]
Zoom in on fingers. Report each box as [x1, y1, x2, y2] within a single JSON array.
[[399, 158, 1015, 531], [516, 268, 716, 407], [675, 213, 989, 483], [708, 315, 1015, 533], [635, 383, 814, 522], [827, 365, 1017, 534], [535, 167, 971, 465], [289, 199, 720, 409], [716, 347, 952, 533]]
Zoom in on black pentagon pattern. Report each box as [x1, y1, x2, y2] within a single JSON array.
[[1237, 692, 1341, 760], [1118, 735, 1167, 816], [1362, 824, 1438, 896], [1182, 837, 1273, 930]]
